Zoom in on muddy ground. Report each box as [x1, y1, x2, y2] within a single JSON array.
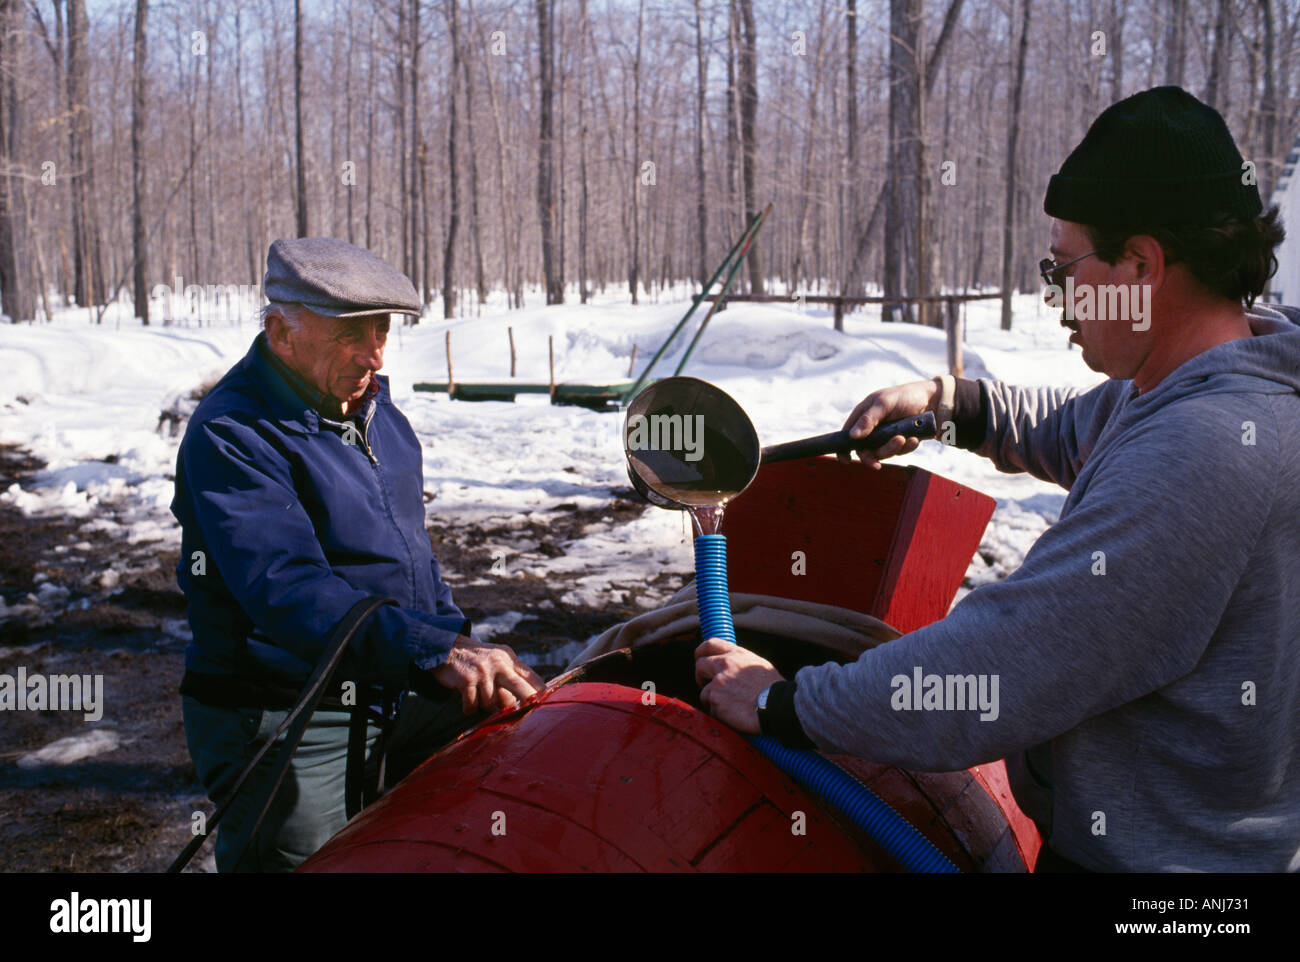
[[0, 442, 681, 873]]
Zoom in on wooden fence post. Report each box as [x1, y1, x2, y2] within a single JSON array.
[[945, 299, 964, 377]]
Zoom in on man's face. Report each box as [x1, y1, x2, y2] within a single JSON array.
[[271, 309, 390, 407], [1048, 218, 1150, 379]]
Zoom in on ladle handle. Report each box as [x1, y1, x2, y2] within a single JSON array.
[[760, 412, 937, 464]]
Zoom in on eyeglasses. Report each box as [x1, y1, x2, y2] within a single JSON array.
[[1039, 250, 1100, 286]]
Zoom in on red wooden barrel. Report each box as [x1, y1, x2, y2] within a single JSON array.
[[299, 682, 1035, 873]]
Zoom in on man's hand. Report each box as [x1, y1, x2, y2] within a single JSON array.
[[694, 638, 785, 734], [839, 377, 941, 469], [432, 636, 545, 715]]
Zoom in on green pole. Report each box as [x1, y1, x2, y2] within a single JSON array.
[[673, 202, 772, 376], [624, 208, 769, 402]]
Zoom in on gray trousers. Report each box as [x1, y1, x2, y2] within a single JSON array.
[[183, 690, 476, 872]]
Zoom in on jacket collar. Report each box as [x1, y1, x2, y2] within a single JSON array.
[[242, 330, 391, 436]]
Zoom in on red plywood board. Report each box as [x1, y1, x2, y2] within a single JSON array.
[[724, 459, 910, 612], [724, 458, 995, 632], [876, 471, 996, 634]]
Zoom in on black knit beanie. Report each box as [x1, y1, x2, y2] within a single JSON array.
[[1043, 85, 1262, 227]]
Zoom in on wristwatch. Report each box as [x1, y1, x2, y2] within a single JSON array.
[[756, 684, 773, 719]]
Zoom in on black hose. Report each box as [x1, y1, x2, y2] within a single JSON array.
[[166, 594, 396, 873]]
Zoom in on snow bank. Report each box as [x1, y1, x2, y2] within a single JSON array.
[[0, 289, 1103, 625]]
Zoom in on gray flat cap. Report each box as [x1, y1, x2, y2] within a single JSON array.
[[263, 237, 422, 318]]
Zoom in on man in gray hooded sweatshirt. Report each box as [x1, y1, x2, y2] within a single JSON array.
[[695, 86, 1299, 872]]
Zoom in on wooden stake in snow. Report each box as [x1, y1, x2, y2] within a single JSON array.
[[945, 299, 964, 377], [627, 343, 638, 378], [548, 335, 555, 397], [509, 326, 517, 377], [446, 331, 455, 391]]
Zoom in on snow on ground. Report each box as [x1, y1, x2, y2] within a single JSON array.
[[0, 287, 1103, 630], [16, 729, 121, 769]]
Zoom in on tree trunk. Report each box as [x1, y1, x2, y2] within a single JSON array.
[[236, 8, 258, 284], [459, 0, 485, 305], [629, 0, 643, 304], [476, 0, 515, 308], [396, 0, 408, 271], [1000, 0, 1031, 332], [726, 0, 739, 236], [132, 0, 149, 325], [737, 0, 761, 295], [793, 1, 828, 289], [847, 0, 961, 314], [294, 0, 308, 236], [0, 0, 33, 322], [1257, 0, 1278, 198], [1163, 0, 1187, 87], [343, 0, 355, 244], [693, 0, 709, 289], [578, 0, 590, 303], [1109, 0, 1124, 102], [883, 0, 921, 323], [536, 0, 562, 304], [410, 0, 422, 302], [444, 0, 461, 319], [421, 137, 432, 314], [364, 10, 376, 249], [839, 0, 857, 324], [187, 47, 200, 298], [67, 0, 105, 311], [1204, 0, 1231, 110]]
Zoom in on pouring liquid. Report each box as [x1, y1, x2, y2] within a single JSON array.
[[689, 502, 727, 537]]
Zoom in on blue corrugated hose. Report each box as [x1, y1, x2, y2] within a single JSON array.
[[693, 533, 961, 874]]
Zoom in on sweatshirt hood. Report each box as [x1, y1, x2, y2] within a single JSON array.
[[1140, 303, 1300, 407]]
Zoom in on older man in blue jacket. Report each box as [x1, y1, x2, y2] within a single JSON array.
[[172, 237, 542, 871]]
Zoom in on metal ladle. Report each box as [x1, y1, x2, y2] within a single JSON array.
[[624, 376, 936, 527]]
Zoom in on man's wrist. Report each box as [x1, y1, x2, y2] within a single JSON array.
[[932, 375, 956, 434], [933, 374, 987, 450], [757, 680, 818, 750]]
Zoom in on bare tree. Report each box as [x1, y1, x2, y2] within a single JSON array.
[[443, 0, 460, 318], [410, 0, 423, 305], [1204, 0, 1232, 109], [628, 0, 643, 305], [1000, 0, 1031, 331], [1258, 0, 1279, 197], [839, 0, 858, 325], [294, 0, 307, 236], [460, 0, 485, 305], [68, 0, 105, 311], [693, 0, 708, 288], [0, 0, 33, 322], [577, 0, 590, 302], [883, 0, 922, 323], [132, 0, 148, 324], [737, 0, 761, 294], [536, 0, 562, 304], [1164, 0, 1188, 87]]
